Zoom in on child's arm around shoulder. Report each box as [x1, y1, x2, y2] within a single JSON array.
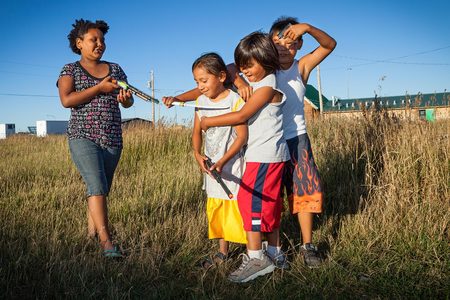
[[285, 23, 336, 83], [200, 86, 275, 131]]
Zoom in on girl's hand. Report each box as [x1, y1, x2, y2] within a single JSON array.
[[98, 76, 119, 93], [194, 152, 209, 174], [117, 88, 133, 108], [282, 23, 308, 41], [237, 86, 253, 102], [208, 159, 224, 174], [234, 75, 252, 102], [162, 96, 179, 108], [200, 116, 209, 131]]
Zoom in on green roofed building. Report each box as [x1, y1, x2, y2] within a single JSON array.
[[323, 91, 450, 112], [320, 90, 450, 121], [298, 86, 449, 122], [303, 84, 330, 121]]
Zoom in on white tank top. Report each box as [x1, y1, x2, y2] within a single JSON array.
[[276, 60, 307, 139]]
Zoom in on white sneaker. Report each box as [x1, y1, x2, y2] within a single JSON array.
[[262, 241, 289, 269], [227, 253, 275, 283]]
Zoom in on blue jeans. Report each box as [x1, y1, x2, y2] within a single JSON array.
[[69, 138, 122, 197]]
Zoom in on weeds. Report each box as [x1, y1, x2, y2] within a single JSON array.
[[0, 118, 448, 298]]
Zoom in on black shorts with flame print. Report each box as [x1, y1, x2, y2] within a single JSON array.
[[282, 133, 323, 214]]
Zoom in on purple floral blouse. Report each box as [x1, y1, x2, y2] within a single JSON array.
[[58, 61, 126, 149]]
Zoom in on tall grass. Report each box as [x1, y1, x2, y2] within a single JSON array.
[[0, 116, 448, 299]]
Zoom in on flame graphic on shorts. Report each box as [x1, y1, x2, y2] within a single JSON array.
[[293, 149, 321, 197]]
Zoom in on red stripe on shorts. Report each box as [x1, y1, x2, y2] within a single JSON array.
[[237, 162, 284, 232]]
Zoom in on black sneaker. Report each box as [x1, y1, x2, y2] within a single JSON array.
[[300, 243, 322, 268]]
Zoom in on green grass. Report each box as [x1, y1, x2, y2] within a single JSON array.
[[1, 116, 449, 299]]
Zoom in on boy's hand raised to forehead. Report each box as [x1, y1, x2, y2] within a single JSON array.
[[279, 23, 309, 41]]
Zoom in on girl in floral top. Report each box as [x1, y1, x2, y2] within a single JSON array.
[[57, 19, 133, 258]]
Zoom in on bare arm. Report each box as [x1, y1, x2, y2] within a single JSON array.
[[58, 75, 120, 108], [162, 88, 201, 107], [283, 23, 337, 83], [211, 123, 248, 172], [200, 86, 275, 131], [192, 112, 208, 173]]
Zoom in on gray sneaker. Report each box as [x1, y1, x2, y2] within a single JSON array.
[[300, 243, 322, 268], [262, 241, 289, 269], [227, 253, 275, 283]]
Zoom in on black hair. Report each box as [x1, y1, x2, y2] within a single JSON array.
[[234, 31, 280, 75], [67, 19, 109, 55], [269, 16, 299, 39], [192, 52, 232, 88]]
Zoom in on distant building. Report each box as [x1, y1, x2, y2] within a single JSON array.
[[28, 126, 37, 134], [36, 120, 68, 137], [303, 84, 330, 121], [0, 123, 15, 139], [321, 90, 450, 121], [121, 118, 153, 129]]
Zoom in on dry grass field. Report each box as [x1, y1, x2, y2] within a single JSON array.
[[1, 113, 449, 299]]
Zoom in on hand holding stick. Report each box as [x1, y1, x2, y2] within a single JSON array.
[[116, 81, 229, 109], [115, 80, 159, 104], [205, 156, 234, 199]]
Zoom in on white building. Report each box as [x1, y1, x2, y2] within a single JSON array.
[[36, 120, 68, 137], [0, 123, 15, 139]]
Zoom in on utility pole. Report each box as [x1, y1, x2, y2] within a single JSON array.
[[346, 67, 352, 99], [317, 65, 323, 115], [148, 70, 155, 127]]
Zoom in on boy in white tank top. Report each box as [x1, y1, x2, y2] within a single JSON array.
[[269, 17, 336, 268]]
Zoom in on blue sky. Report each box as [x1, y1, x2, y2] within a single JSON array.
[[1, 0, 449, 131]]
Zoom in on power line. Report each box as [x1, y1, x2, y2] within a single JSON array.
[[336, 45, 450, 62], [0, 93, 58, 98], [0, 60, 60, 69], [0, 70, 56, 77], [327, 45, 450, 70]]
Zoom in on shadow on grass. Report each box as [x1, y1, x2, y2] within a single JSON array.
[[280, 107, 401, 259]]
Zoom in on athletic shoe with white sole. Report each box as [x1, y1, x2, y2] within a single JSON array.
[[227, 253, 275, 283]]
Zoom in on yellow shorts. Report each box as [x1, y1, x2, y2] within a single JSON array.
[[206, 197, 247, 244]]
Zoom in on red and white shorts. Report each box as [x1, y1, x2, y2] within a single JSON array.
[[237, 162, 285, 232]]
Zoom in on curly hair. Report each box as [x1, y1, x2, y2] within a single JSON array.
[[234, 31, 280, 75], [67, 19, 109, 55]]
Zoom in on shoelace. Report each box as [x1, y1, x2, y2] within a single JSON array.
[[236, 253, 250, 271], [302, 243, 318, 252]]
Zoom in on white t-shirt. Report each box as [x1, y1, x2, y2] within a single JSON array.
[[196, 90, 245, 200], [276, 59, 307, 139], [244, 74, 290, 163]]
